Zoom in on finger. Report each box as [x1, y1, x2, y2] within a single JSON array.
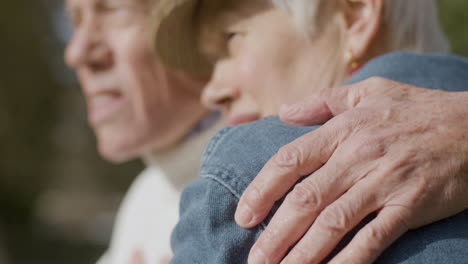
[[280, 77, 397, 126], [235, 118, 351, 228], [248, 162, 353, 263], [279, 96, 334, 126], [329, 206, 410, 264], [248, 135, 385, 263], [279, 83, 358, 126], [236, 112, 381, 228], [281, 177, 379, 264]]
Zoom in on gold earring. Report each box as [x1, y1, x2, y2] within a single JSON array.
[[345, 49, 362, 75]]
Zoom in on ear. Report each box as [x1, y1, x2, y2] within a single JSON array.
[[344, 0, 383, 60]]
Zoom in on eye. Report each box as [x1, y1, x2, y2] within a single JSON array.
[[215, 30, 243, 59], [97, 1, 132, 15], [225, 32, 237, 41], [224, 31, 243, 52], [101, 5, 127, 13], [221, 32, 237, 57], [224, 31, 241, 43], [97, 2, 137, 25]]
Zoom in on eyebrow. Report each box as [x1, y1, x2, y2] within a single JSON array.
[[198, 11, 238, 61], [65, 0, 144, 12]]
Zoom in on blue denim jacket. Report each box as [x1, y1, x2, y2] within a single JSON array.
[[171, 52, 468, 264]]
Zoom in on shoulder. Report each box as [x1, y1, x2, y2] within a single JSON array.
[[173, 117, 319, 258], [199, 116, 318, 201], [348, 52, 468, 92]]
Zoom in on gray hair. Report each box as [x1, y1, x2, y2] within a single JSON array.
[[272, 0, 450, 53]]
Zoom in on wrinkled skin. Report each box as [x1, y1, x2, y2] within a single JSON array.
[[65, 0, 207, 162], [235, 78, 468, 263]]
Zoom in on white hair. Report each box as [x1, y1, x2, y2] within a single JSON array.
[[272, 0, 450, 53]]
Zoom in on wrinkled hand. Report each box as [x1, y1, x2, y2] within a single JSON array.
[[235, 77, 468, 264]]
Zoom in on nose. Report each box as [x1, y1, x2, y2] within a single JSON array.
[[64, 21, 112, 72], [201, 71, 240, 111]]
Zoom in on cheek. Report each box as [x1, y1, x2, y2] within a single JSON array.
[[114, 24, 156, 75], [121, 35, 156, 76], [236, 50, 269, 101], [237, 47, 287, 114], [116, 37, 164, 118]]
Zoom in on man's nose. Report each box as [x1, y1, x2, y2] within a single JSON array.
[[64, 23, 112, 71]]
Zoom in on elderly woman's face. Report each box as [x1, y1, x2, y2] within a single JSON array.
[[199, 0, 346, 125]]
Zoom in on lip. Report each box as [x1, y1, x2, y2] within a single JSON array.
[[86, 89, 125, 125], [227, 113, 261, 126]]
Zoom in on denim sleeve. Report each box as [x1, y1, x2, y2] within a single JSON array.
[[170, 176, 262, 264], [346, 52, 468, 91], [170, 119, 316, 264]]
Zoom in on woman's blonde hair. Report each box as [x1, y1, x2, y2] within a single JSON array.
[[272, 0, 450, 53]]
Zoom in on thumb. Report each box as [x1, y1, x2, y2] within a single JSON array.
[[279, 83, 358, 125], [279, 96, 333, 125]]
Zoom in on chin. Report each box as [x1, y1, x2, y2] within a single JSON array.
[[95, 132, 143, 163], [98, 144, 138, 163]]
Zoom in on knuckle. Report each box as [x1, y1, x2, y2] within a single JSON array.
[[315, 205, 351, 237], [362, 224, 386, 247], [339, 108, 371, 129], [360, 77, 392, 96], [354, 134, 387, 159], [286, 180, 322, 212], [377, 155, 411, 182], [243, 184, 265, 207], [273, 144, 303, 169]]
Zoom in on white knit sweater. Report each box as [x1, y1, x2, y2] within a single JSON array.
[[97, 119, 223, 264]]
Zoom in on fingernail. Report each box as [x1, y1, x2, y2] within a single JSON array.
[[235, 204, 253, 226]]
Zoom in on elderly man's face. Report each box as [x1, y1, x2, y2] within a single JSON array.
[[65, 0, 208, 162], [199, 0, 346, 125]]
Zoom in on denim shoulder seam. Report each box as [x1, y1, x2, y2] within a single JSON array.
[[203, 124, 253, 162], [203, 126, 233, 160], [202, 173, 267, 231]]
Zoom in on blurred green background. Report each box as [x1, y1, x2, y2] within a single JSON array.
[[0, 1, 467, 263]]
